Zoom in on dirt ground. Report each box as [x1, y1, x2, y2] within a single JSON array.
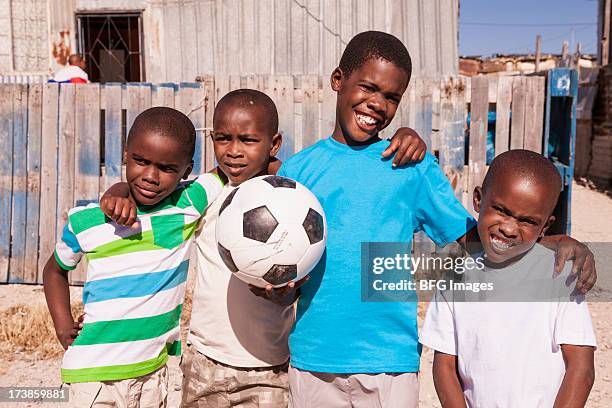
[[0, 181, 610, 407]]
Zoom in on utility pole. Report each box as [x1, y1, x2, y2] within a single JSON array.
[[561, 41, 570, 67], [535, 34, 542, 72], [603, 0, 611, 66]]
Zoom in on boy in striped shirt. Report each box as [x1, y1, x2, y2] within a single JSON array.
[[43, 107, 224, 407]]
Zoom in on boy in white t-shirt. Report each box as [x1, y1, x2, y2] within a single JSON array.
[[420, 149, 597, 408]]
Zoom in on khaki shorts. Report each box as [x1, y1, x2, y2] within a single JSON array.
[[288, 365, 419, 408], [68, 365, 168, 408], [180, 344, 288, 407]]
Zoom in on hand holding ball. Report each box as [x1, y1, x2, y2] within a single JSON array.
[[215, 176, 327, 288]]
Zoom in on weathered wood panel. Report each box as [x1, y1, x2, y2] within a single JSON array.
[[38, 84, 59, 276], [10, 84, 28, 282], [24, 84, 42, 283], [0, 85, 14, 281], [468, 76, 489, 210], [103, 84, 123, 192], [0, 73, 556, 284], [495, 76, 513, 156]]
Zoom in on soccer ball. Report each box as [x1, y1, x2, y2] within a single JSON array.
[[216, 175, 327, 288]]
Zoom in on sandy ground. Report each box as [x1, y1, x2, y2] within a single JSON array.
[[0, 181, 610, 407]]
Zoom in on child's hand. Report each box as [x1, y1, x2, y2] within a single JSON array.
[[248, 276, 310, 306], [100, 196, 139, 228], [56, 314, 84, 350], [382, 127, 427, 167]]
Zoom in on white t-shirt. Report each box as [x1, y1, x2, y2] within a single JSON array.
[[420, 244, 596, 408], [187, 185, 295, 367]]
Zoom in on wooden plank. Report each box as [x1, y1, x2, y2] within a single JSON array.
[[126, 84, 152, 134], [177, 83, 205, 174], [152, 83, 175, 108], [74, 84, 101, 205], [103, 84, 123, 193], [215, 75, 230, 105], [523, 76, 546, 153], [56, 84, 75, 243], [431, 81, 441, 152], [245, 74, 262, 90], [72, 84, 100, 285], [321, 76, 336, 138], [264, 75, 295, 161], [38, 83, 59, 278], [468, 76, 489, 211], [9, 84, 28, 282], [0, 85, 14, 281], [202, 76, 216, 171], [422, 78, 434, 149], [510, 76, 527, 150], [274, 0, 290, 73], [300, 75, 319, 149], [495, 76, 513, 156], [229, 75, 241, 91], [439, 76, 467, 199], [24, 84, 42, 283]]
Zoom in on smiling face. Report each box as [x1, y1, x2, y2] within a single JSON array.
[[473, 173, 557, 265], [331, 58, 409, 145], [125, 131, 193, 206], [212, 105, 281, 186]]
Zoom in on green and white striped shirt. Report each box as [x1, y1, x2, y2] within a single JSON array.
[[54, 174, 223, 383]]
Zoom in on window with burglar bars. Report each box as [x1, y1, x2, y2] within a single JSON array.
[[76, 13, 144, 83]]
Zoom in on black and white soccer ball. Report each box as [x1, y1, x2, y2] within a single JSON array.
[[216, 175, 327, 288]]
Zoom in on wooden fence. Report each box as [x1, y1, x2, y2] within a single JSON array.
[[0, 74, 548, 284]]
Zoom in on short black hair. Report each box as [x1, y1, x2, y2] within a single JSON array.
[[338, 31, 412, 80], [214, 89, 279, 135], [127, 107, 196, 159], [483, 149, 562, 207]]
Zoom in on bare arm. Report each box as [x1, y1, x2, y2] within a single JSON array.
[[43, 255, 80, 349], [554, 344, 595, 408], [433, 351, 467, 408]]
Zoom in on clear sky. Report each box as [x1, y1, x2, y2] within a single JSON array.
[[459, 0, 599, 57]]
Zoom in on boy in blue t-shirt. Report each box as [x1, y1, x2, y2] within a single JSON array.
[[259, 31, 597, 407]]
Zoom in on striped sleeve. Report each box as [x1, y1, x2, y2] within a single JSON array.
[[184, 173, 225, 215], [54, 221, 83, 270]]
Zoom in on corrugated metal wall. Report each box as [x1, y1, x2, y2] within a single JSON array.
[[145, 0, 458, 82], [0, 0, 458, 81]]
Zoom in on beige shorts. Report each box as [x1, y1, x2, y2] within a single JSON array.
[[68, 365, 168, 408], [288, 365, 419, 408], [180, 344, 289, 407]]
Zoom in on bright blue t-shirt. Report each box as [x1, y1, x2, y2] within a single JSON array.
[[278, 137, 476, 373]]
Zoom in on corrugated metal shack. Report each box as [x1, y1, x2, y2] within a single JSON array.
[[0, 0, 459, 82]]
